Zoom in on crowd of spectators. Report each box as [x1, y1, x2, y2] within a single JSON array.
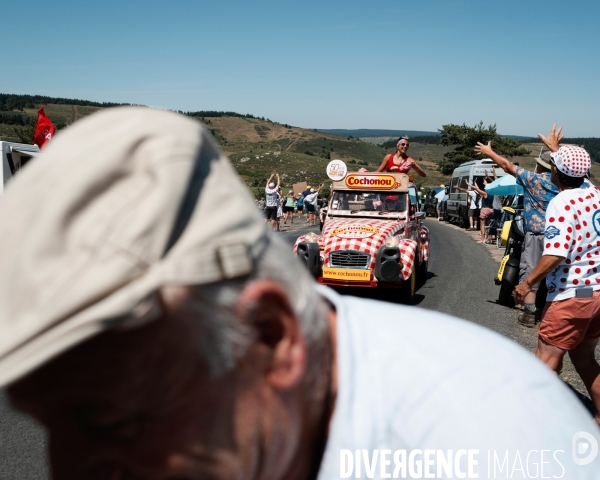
[[257, 174, 326, 230]]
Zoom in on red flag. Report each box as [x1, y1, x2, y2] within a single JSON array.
[[34, 106, 56, 148]]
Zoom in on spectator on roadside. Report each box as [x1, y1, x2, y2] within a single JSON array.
[[485, 167, 505, 224], [283, 190, 295, 224], [276, 187, 283, 231], [455, 184, 480, 232], [492, 193, 504, 222], [296, 192, 304, 219], [257, 197, 266, 217], [375, 136, 426, 177], [0, 109, 598, 479], [467, 180, 495, 243], [417, 187, 425, 212], [476, 129, 559, 326], [435, 186, 448, 221], [264, 173, 280, 231], [304, 184, 324, 226], [513, 136, 600, 425], [302, 185, 311, 222]]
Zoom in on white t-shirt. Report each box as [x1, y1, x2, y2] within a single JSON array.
[[316, 286, 600, 479], [265, 186, 278, 207], [305, 192, 319, 206], [544, 181, 600, 301], [467, 190, 480, 210]]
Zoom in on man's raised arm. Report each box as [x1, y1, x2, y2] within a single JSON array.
[[474, 141, 517, 177], [467, 181, 487, 198]]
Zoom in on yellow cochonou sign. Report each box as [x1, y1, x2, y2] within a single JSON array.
[[323, 267, 371, 281], [345, 174, 400, 190]]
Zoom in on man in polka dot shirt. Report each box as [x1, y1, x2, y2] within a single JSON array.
[[513, 131, 600, 425]]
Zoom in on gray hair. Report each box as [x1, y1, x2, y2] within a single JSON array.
[[163, 236, 329, 380]]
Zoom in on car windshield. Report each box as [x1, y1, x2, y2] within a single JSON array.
[[329, 191, 407, 215]]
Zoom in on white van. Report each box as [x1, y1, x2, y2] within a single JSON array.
[[0, 141, 40, 195], [446, 159, 508, 227]]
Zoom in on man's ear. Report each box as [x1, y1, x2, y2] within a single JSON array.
[[236, 279, 306, 390]]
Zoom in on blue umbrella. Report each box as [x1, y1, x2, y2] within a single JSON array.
[[485, 175, 524, 196], [435, 189, 448, 202]]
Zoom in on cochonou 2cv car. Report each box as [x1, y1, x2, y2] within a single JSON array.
[[294, 171, 430, 302]]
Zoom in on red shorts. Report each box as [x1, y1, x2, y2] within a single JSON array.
[[539, 291, 600, 350], [480, 207, 494, 220]]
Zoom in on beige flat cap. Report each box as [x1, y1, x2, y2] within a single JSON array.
[[0, 107, 268, 386]]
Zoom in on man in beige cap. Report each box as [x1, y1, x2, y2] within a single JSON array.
[[1, 109, 598, 479]]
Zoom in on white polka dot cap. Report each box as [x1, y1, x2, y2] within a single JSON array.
[[550, 145, 591, 178]]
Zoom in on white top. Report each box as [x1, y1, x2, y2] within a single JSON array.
[[467, 190, 481, 210], [493, 194, 503, 210], [316, 285, 600, 479], [265, 186, 278, 207], [544, 181, 600, 301], [305, 192, 319, 206]]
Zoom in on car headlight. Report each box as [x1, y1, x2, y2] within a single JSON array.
[[385, 236, 399, 247], [305, 232, 318, 243]]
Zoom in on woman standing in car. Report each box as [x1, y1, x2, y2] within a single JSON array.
[[376, 136, 426, 177]]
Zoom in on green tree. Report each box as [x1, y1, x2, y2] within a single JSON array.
[[13, 116, 36, 144], [438, 121, 530, 175]]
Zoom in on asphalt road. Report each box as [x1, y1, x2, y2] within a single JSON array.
[[282, 218, 595, 406], [0, 217, 594, 479], [281, 218, 527, 343]]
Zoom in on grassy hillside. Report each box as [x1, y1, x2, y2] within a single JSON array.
[[6, 93, 597, 192], [0, 103, 104, 143], [0, 101, 509, 192], [23, 104, 104, 126]]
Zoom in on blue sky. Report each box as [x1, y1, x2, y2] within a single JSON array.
[[2, 0, 599, 136]]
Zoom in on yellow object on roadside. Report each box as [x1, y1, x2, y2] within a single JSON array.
[[500, 220, 512, 246], [497, 255, 510, 281]]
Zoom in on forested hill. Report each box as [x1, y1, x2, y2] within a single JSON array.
[[561, 138, 600, 164], [0, 93, 128, 111], [316, 128, 439, 138]]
